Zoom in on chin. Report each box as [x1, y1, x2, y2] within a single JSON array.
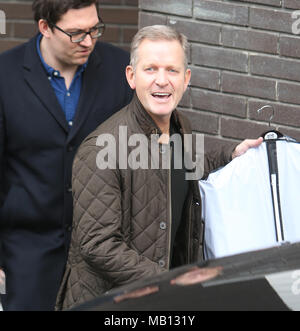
[[74, 58, 89, 66], [152, 105, 174, 115]]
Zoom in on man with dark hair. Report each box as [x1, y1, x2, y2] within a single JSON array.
[[0, 0, 132, 310]]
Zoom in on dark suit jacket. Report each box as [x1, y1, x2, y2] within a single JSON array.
[[0, 35, 133, 310]]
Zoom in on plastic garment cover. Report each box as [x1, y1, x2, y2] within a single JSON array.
[[199, 140, 300, 260]]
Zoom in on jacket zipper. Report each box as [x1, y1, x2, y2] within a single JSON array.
[[167, 145, 172, 270], [187, 193, 193, 264]]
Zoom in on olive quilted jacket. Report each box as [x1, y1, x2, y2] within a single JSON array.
[[55, 94, 234, 310]]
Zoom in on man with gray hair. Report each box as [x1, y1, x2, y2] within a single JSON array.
[[56, 25, 262, 310]]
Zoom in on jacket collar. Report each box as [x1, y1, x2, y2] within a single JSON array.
[[131, 92, 191, 138], [23, 35, 69, 133], [22, 35, 102, 138]]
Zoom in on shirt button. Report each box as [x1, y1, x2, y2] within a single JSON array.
[[54, 71, 59, 76], [160, 222, 167, 230], [48, 76, 52, 81], [68, 121, 73, 127], [67, 92, 71, 97], [159, 260, 166, 268]]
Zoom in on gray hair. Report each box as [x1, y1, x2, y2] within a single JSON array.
[[130, 25, 189, 70]]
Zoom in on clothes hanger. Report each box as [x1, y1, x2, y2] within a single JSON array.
[[257, 105, 296, 142], [257, 105, 285, 243], [257, 105, 284, 140]]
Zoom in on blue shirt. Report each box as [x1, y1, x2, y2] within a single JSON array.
[[36, 34, 88, 127]]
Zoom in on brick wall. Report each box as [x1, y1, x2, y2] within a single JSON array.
[[140, 0, 300, 146], [0, 0, 138, 53]]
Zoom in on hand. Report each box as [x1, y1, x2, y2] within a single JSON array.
[[0, 269, 5, 294], [232, 137, 263, 159], [0, 269, 5, 284]]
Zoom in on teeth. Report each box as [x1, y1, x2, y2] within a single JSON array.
[[152, 93, 171, 96]]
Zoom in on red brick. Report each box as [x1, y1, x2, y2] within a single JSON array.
[[283, 0, 300, 9], [138, 12, 167, 28], [250, 7, 293, 33], [249, 100, 300, 128], [101, 8, 138, 25], [222, 26, 278, 54], [222, 72, 276, 100], [278, 81, 300, 105], [250, 54, 300, 82], [139, 0, 193, 17], [194, 0, 248, 26], [191, 88, 247, 118], [190, 66, 220, 91], [0, 40, 23, 54], [279, 36, 300, 59], [0, 2, 33, 20], [123, 27, 137, 43], [192, 44, 248, 73], [168, 19, 220, 45], [14, 22, 38, 39], [239, 0, 281, 6], [181, 108, 219, 135], [101, 26, 121, 43], [221, 117, 270, 140]]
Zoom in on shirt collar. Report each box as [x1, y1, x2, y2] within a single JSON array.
[[36, 33, 88, 78]]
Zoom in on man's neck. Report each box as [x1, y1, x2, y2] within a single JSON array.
[[155, 116, 172, 145], [40, 37, 78, 89]]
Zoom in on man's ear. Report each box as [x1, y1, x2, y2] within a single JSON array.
[[38, 19, 52, 38], [126, 65, 136, 90], [184, 68, 191, 92]]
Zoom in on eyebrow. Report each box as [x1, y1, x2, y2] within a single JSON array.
[[65, 21, 101, 32]]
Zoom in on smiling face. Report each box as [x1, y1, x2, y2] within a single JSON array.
[[126, 39, 191, 127], [39, 4, 99, 70]]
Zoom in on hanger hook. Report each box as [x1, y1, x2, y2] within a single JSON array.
[[257, 105, 275, 127]]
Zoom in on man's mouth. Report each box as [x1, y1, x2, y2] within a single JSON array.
[[151, 92, 172, 100], [78, 48, 91, 54]]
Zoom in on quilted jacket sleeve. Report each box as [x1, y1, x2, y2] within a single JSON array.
[[72, 145, 164, 287], [202, 142, 236, 180]]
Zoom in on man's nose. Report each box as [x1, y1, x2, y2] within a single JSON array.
[[155, 69, 168, 86], [80, 33, 93, 47]]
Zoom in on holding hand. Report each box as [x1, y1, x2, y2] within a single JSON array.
[[0, 269, 5, 294], [232, 137, 264, 159]]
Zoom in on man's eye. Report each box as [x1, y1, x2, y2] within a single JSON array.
[[90, 26, 98, 32], [69, 31, 84, 36]]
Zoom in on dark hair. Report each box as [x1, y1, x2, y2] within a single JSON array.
[[32, 0, 100, 27]]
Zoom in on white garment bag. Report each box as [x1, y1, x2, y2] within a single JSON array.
[[199, 139, 300, 260]]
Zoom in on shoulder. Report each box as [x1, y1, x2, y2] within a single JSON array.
[[175, 109, 193, 135], [0, 41, 27, 65], [88, 104, 131, 141], [73, 104, 131, 169], [0, 36, 36, 73], [77, 103, 132, 152]]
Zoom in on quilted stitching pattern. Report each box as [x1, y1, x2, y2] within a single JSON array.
[[55, 95, 225, 310]]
